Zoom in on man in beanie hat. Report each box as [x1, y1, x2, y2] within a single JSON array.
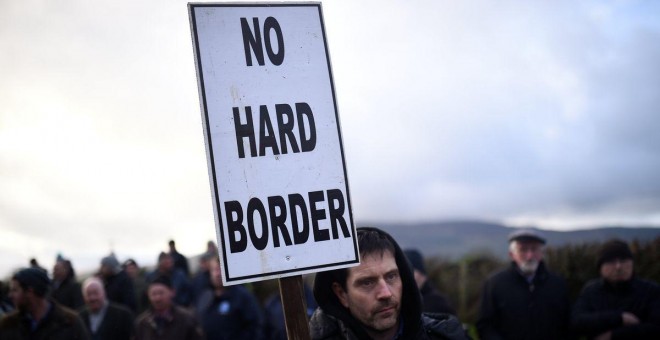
[[134, 275, 203, 340], [477, 229, 572, 340], [571, 239, 660, 339], [145, 252, 192, 307], [309, 227, 469, 339], [404, 249, 456, 315], [0, 268, 89, 340], [99, 253, 136, 312]]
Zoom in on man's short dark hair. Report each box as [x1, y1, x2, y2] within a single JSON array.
[[332, 228, 397, 291], [158, 251, 172, 262], [148, 275, 173, 289], [123, 258, 138, 268]]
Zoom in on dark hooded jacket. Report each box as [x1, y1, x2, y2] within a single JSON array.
[[0, 300, 89, 340], [51, 276, 84, 311], [571, 277, 660, 339], [477, 261, 571, 340], [309, 227, 468, 340]]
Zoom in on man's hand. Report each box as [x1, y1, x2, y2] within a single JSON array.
[[621, 311, 640, 325], [593, 313, 638, 340]]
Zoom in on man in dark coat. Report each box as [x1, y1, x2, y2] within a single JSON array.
[[0, 280, 13, 319], [99, 254, 136, 312], [404, 249, 456, 315], [168, 239, 190, 277], [309, 227, 468, 340], [571, 239, 660, 339], [122, 258, 148, 314], [195, 257, 263, 339], [79, 277, 134, 340], [51, 257, 84, 310], [191, 252, 213, 304], [146, 252, 192, 307], [477, 229, 571, 340], [0, 267, 89, 340], [134, 275, 203, 340]]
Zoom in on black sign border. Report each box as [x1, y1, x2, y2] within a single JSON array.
[[189, 2, 359, 283]]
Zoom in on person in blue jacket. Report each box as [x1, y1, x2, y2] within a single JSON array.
[[195, 257, 263, 340]]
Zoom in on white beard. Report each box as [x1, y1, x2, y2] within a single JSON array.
[[518, 260, 539, 275]]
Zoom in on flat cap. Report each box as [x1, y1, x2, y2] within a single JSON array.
[[508, 229, 546, 245]]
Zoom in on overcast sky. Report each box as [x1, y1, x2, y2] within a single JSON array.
[[2, 0, 660, 279]]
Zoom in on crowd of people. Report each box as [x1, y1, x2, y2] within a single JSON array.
[[0, 230, 658, 339], [0, 239, 280, 340]]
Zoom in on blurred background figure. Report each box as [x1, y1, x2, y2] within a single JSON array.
[[262, 280, 316, 340], [51, 255, 84, 310], [206, 240, 218, 256], [123, 259, 148, 314], [99, 253, 136, 312], [571, 239, 660, 339], [0, 268, 88, 339], [404, 248, 456, 315], [29, 258, 47, 275], [191, 252, 213, 305], [477, 229, 571, 340], [168, 240, 190, 277], [146, 252, 192, 307], [79, 277, 134, 340], [135, 275, 203, 340], [195, 257, 263, 340], [0, 280, 13, 319]]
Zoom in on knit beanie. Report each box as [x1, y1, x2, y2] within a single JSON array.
[[597, 239, 633, 269], [403, 249, 426, 275], [13, 268, 50, 297], [101, 254, 121, 274]]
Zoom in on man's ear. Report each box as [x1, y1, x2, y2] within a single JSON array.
[[331, 282, 349, 308]]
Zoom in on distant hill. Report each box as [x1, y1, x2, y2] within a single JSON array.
[[364, 221, 660, 260]]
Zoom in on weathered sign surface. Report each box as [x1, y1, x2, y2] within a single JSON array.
[[189, 3, 358, 285]]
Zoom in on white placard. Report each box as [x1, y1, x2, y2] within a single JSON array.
[[189, 3, 358, 285]]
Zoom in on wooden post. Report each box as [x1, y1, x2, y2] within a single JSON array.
[[279, 275, 312, 340]]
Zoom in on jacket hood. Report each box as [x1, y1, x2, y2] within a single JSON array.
[[312, 227, 423, 339]]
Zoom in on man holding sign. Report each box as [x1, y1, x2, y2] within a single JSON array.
[[190, 3, 360, 338], [309, 228, 469, 340]]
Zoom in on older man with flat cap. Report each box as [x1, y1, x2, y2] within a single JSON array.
[[0, 268, 89, 340], [477, 229, 572, 340]]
